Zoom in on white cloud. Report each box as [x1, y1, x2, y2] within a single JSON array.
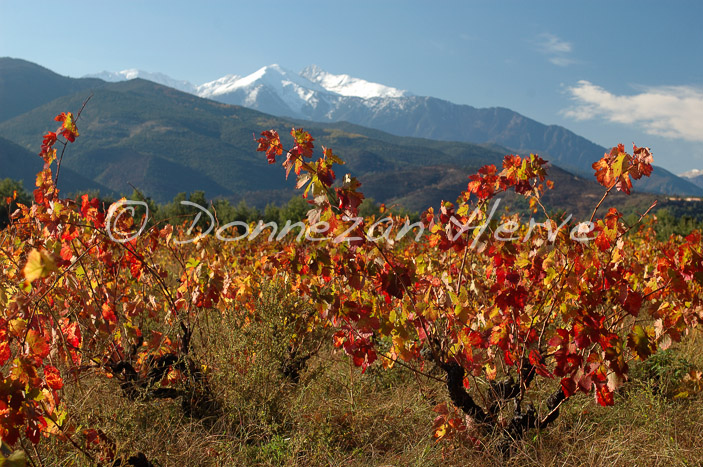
[[535, 33, 574, 66], [563, 80, 703, 143], [538, 33, 572, 54], [549, 56, 576, 67]]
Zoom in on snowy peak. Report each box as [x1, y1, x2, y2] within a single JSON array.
[[85, 64, 409, 111], [680, 169, 703, 189], [196, 64, 332, 115], [195, 74, 243, 98], [300, 65, 408, 99], [86, 70, 133, 82], [84, 69, 196, 93], [198, 64, 327, 97], [254, 64, 327, 93], [85, 64, 410, 118], [680, 168, 703, 178]]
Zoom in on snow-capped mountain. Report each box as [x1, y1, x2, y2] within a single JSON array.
[[680, 169, 703, 178], [300, 65, 408, 99], [193, 64, 412, 119], [81, 63, 703, 196], [85, 70, 196, 94], [86, 64, 411, 119], [680, 169, 703, 189], [195, 64, 338, 117]]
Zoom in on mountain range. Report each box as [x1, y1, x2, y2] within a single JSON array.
[[0, 134, 111, 195], [680, 169, 703, 189], [0, 57, 697, 218], [84, 63, 703, 197]]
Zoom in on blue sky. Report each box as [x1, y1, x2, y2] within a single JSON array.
[[1, 0, 702, 173]]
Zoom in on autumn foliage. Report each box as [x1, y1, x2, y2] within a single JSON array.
[[256, 128, 703, 447], [0, 113, 701, 461]]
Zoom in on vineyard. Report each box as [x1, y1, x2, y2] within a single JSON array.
[[0, 112, 702, 466]]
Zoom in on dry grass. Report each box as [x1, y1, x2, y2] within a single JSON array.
[[31, 295, 703, 466]]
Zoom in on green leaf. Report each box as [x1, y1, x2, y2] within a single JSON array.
[[611, 153, 627, 179]]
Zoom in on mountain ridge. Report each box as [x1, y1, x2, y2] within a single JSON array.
[[0, 78, 501, 206], [0, 57, 105, 123], [680, 169, 703, 189], [77, 62, 702, 196], [0, 77, 660, 220], [1, 57, 700, 206], [0, 134, 114, 195]]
